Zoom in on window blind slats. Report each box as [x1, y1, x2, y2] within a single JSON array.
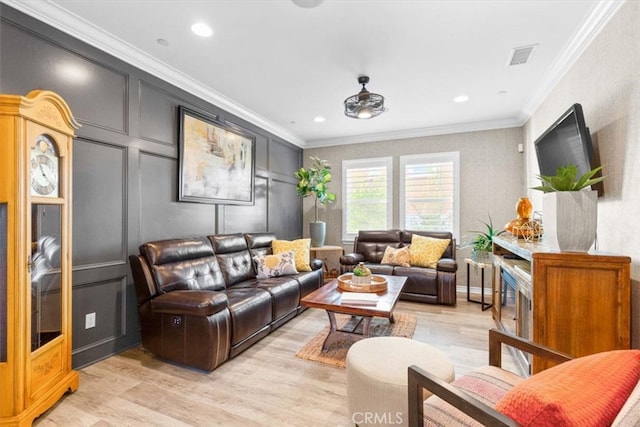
[[342, 159, 392, 239], [402, 156, 456, 233]]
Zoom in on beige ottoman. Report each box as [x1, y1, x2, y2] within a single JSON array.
[[346, 337, 455, 427]]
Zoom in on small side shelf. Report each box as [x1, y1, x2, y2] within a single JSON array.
[[310, 245, 345, 279], [464, 258, 492, 311]]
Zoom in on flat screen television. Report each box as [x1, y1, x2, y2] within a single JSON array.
[[534, 103, 602, 194]]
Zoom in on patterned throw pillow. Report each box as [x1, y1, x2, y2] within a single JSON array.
[[272, 238, 312, 272], [253, 251, 298, 279], [495, 350, 640, 426], [380, 246, 411, 267], [408, 234, 450, 268]]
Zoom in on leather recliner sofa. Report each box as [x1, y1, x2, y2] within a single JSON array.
[[129, 232, 323, 371], [339, 230, 457, 305]]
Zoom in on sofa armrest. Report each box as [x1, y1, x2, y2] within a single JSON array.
[[340, 253, 365, 266], [151, 290, 229, 317], [436, 257, 457, 273], [310, 258, 323, 271], [407, 365, 518, 427]]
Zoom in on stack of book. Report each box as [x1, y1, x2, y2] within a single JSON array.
[[341, 292, 379, 305]]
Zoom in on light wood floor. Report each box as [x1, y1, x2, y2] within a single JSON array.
[[35, 295, 518, 426]]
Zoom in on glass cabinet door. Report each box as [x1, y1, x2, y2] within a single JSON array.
[[30, 204, 62, 351]]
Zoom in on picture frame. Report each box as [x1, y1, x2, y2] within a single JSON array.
[[178, 106, 255, 205]]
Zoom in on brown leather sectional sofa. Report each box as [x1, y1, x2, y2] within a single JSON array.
[[129, 232, 323, 371], [340, 230, 457, 305]]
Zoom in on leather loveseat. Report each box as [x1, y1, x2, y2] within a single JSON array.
[[339, 230, 457, 305], [129, 232, 322, 371]]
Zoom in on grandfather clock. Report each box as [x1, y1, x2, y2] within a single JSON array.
[[0, 90, 79, 425]]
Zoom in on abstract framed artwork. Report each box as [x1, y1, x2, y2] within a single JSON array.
[[178, 106, 255, 205]]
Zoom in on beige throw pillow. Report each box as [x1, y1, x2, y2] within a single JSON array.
[[381, 246, 411, 267], [253, 251, 298, 279]]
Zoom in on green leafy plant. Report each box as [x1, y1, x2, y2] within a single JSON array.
[[463, 216, 505, 253], [532, 164, 604, 193], [294, 156, 336, 222]]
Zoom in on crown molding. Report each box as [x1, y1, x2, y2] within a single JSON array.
[[2, 0, 622, 150], [304, 117, 525, 148], [521, 0, 625, 119], [2, 0, 305, 148]]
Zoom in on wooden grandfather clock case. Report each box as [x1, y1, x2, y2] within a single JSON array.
[[0, 90, 79, 425]]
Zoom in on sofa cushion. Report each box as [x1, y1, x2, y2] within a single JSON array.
[[272, 238, 311, 272], [381, 245, 410, 267], [225, 287, 273, 346], [495, 350, 640, 426], [245, 232, 276, 258], [423, 365, 524, 426], [255, 276, 301, 321], [141, 237, 226, 293], [409, 235, 451, 268], [209, 234, 257, 286], [355, 230, 403, 263], [253, 251, 298, 279], [151, 290, 228, 316]]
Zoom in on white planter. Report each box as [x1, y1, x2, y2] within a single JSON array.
[[543, 190, 597, 252]]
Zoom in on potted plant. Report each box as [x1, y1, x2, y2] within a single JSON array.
[[294, 156, 336, 247], [463, 216, 504, 263], [532, 164, 604, 251]]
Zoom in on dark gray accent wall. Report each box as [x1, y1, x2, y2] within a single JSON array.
[[0, 5, 303, 368]]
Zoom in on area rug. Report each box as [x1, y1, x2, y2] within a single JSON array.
[[295, 312, 417, 368]]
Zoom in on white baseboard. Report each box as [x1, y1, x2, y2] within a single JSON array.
[[457, 285, 492, 296]]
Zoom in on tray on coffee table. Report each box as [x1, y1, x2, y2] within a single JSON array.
[[337, 273, 388, 293]]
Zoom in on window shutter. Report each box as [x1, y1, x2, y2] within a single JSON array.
[[342, 158, 392, 240]]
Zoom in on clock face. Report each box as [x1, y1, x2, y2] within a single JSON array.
[[30, 135, 59, 197]]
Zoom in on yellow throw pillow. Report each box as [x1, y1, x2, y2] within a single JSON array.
[[272, 238, 312, 272], [380, 246, 411, 267], [409, 235, 450, 268]]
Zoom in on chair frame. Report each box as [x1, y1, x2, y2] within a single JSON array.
[[407, 328, 573, 427]]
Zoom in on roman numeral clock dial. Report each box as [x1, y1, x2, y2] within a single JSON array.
[[30, 134, 59, 197]]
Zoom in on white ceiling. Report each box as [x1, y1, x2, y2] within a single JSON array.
[[4, 0, 623, 148]]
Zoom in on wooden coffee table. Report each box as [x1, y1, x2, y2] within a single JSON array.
[[301, 275, 407, 352]]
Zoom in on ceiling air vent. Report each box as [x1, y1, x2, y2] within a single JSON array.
[[507, 44, 537, 66]]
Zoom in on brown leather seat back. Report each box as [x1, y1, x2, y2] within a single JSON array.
[[245, 232, 276, 258], [140, 237, 226, 294], [209, 234, 256, 286], [402, 230, 456, 260], [354, 230, 403, 263]]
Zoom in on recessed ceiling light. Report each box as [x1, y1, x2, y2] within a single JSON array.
[[156, 38, 169, 46], [191, 22, 213, 37], [313, 116, 325, 123], [454, 95, 469, 103], [498, 90, 508, 95], [291, 0, 324, 8]]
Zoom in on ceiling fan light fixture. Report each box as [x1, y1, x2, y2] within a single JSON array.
[[344, 76, 385, 120], [357, 107, 373, 119]]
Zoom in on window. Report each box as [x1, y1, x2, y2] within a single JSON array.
[[400, 152, 459, 239], [342, 157, 392, 241]]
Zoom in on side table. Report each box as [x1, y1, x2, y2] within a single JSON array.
[[310, 245, 345, 279], [465, 258, 493, 311]]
